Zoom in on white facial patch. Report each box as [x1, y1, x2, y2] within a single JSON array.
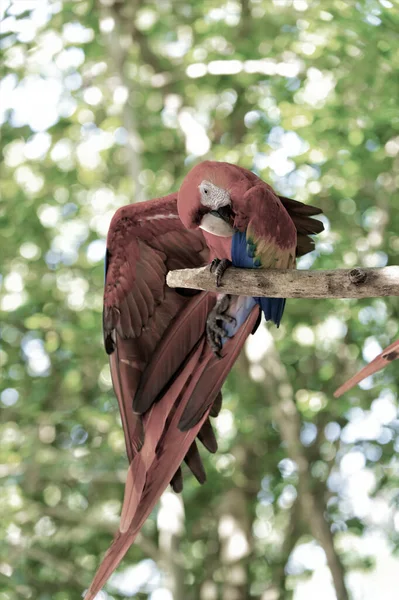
[[199, 180, 230, 210]]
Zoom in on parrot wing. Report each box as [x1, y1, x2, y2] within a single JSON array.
[[278, 195, 324, 256], [334, 339, 399, 397], [231, 183, 299, 326], [102, 192, 211, 460], [85, 193, 260, 599], [231, 183, 297, 270], [225, 162, 324, 258]]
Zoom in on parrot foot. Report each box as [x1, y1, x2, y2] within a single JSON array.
[[209, 258, 221, 273], [209, 258, 232, 287], [206, 294, 236, 358]]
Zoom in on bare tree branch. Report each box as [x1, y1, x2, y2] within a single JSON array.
[[167, 265, 399, 298], [100, 2, 145, 201], [260, 340, 350, 600], [9, 545, 87, 588], [270, 498, 303, 600]]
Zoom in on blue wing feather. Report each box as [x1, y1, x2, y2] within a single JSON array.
[[231, 231, 285, 327]]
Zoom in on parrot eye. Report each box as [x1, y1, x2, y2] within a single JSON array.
[[199, 181, 213, 200]]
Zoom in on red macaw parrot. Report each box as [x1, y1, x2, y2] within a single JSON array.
[[84, 161, 324, 599], [334, 339, 399, 397]]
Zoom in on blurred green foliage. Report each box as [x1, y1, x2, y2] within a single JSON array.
[[0, 1, 398, 599]]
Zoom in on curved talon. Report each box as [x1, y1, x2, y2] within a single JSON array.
[[206, 324, 219, 343], [206, 324, 223, 357], [217, 294, 231, 313], [214, 258, 232, 287], [206, 294, 234, 358], [210, 258, 221, 274], [212, 323, 227, 339], [210, 314, 236, 340], [219, 313, 237, 327]]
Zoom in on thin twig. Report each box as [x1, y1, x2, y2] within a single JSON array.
[[167, 265, 399, 298]]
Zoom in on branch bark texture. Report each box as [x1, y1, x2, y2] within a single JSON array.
[[167, 266, 399, 299]]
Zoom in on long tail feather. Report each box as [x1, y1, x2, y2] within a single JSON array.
[[84, 531, 137, 600], [179, 306, 260, 430], [258, 297, 286, 327], [84, 340, 209, 600], [334, 339, 399, 397], [134, 294, 215, 413], [109, 346, 144, 461]]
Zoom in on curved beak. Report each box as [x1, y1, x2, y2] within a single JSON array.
[[209, 205, 233, 225], [199, 205, 235, 237]]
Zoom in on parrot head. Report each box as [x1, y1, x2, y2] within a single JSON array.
[[178, 161, 236, 237]]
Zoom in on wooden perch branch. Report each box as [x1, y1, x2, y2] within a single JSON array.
[[167, 266, 399, 299]]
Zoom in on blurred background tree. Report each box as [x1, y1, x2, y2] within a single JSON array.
[[0, 1, 398, 599]]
